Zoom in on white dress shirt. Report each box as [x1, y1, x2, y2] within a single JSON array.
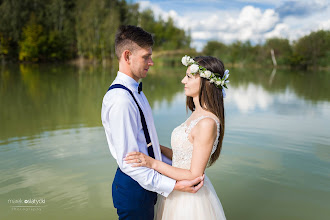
[[101, 71, 176, 197]]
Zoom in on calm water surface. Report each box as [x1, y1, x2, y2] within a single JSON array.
[[0, 64, 329, 220]]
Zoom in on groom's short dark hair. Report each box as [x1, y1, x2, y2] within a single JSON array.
[[115, 25, 154, 60]]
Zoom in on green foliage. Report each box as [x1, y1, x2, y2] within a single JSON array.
[[0, 33, 10, 55], [203, 40, 263, 66], [292, 30, 330, 68], [19, 14, 45, 62], [75, 0, 121, 59], [0, 0, 191, 62], [0, 0, 76, 61], [0, 0, 32, 60], [201, 30, 330, 69], [139, 10, 191, 50], [203, 41, 227, 60]]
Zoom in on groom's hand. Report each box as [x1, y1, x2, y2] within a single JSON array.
[[173, 174, 205, 193]]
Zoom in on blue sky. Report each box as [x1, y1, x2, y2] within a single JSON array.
[[131, 0, 330, 51]]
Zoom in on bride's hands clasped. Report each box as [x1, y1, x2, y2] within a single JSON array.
[[124, 152, 154, 168]]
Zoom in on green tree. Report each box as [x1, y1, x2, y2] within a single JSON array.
[[0, 0, 33, 60], [75, 0, 121, 60], [292, 30, 330, 68], [228, 41, 242, 65], [44, 0, 76, 60], [19, 13, 46, 62], [202, 41, 227, 61], [162, 17, 190, 50], [0, 0, 76, 61], [0, 0, 194, 62], [139, 9, 191, 51], [0, 33, 10, 60]]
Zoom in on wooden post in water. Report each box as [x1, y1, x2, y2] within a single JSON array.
[[270, 49, 277, 67], [269, 49, 277, 85]]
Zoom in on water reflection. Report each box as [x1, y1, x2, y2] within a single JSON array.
[[229, 67, 330, 103], [0, 126, 116, 219], [0, 64, 184, 140], [1, 64, 330, 220], [1, 64, 330, 141], [228, 83, 273, 113]]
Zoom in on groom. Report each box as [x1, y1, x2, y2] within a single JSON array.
[[101, 25, 204, 220]]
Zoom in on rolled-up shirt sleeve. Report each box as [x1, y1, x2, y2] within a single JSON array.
[[103, 92, 175, 197]]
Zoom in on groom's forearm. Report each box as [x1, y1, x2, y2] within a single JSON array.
[[160, 144, 173, 160], [173, 176, 204, 193]]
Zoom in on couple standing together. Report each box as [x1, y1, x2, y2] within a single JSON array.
[[101, 25, 229, 220]]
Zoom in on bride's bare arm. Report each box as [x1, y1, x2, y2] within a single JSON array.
[[125, 118, 217, 181], [160, 144, 173, 160]]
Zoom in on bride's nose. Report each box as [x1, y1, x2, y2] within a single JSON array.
[[181, 76, 187, 84]]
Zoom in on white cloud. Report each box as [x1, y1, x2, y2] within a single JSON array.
[[238, 0, 287, 6], [319, 20, 330, 30], [138, 1, 180, 22], [265, 23, 290, 39], [272, 4, 330, 42], [237, 6, 278, 33], [187, 6, 279, 49], [137, 1, 330, 51]]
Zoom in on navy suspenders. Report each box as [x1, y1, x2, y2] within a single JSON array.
[[108, 84, 155, 159]]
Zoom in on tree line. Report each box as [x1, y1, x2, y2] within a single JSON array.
[[0, 0, 329, 69], [202, 30, 330, 69], [0, 0, 191, 62]]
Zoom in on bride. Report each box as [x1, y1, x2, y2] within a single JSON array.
[[125, 55, 229, 220]]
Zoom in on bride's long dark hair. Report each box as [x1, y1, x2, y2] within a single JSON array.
[[186, 56, 225, 166]]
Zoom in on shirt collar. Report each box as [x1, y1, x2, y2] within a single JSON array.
[[117, 71, 139, 93]]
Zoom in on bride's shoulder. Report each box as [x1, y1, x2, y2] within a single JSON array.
[[197, 117, 218, 129], [200, 111, 220, 124], [192, 116, 218, 136]]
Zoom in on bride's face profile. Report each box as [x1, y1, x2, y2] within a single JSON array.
[[181, 66, 201, 98]]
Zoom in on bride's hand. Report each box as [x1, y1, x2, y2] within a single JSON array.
[[124, 152, 154, 168]]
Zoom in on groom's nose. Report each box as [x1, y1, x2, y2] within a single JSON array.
[[148, 58, 154, 66]]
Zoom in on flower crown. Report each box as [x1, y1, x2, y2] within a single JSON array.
[[181, 55, 230, 97]]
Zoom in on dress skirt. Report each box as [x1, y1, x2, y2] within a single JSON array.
[[154, 175, 226, 220]]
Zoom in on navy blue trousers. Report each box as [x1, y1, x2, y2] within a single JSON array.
[[112, 168, 157, 220]]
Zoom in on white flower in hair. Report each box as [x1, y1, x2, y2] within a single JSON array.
[[204, 70, 212, 78], [200, 71, 206, 78], [190, 64, 199, 74], [181, 55, 189, 66]]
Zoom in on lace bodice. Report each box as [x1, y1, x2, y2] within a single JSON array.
[[171, 116, 220, 169]]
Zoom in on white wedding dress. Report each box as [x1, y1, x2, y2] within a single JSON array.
[[155, 115, 226, 220]]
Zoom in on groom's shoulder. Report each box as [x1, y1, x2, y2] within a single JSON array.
[[103, 88, 135, 108]]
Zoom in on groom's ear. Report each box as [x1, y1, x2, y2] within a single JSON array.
[[122, 50, 131, 64]]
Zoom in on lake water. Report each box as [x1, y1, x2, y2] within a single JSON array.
[[0, 64, 329, 220]]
